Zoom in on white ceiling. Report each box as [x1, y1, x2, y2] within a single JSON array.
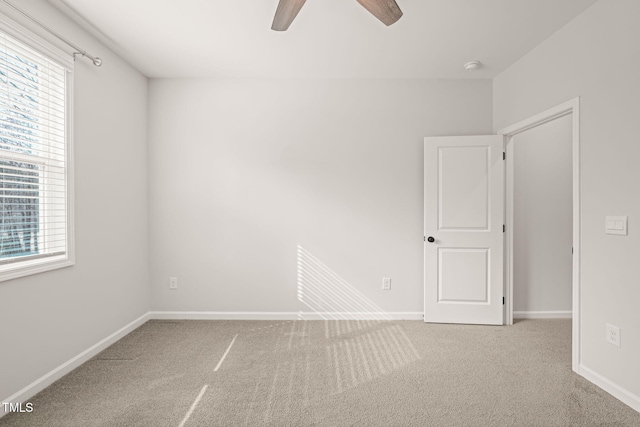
[[49, 0, 597, 79]]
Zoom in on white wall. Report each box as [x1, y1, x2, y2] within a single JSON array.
[[148, 78, 493, 315], [513, 114, 573, 313], [0, 0, 149, 402], [494, 0, 640, 405]]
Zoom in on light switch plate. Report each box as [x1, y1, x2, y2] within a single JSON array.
[[605, 216, 627, 235]]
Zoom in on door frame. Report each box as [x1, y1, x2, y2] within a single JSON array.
[[497, 97, 581, 373]]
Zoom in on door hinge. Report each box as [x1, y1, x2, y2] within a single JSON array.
[[503, 152, 506, 160], [503, 297, 505, 305], [572, 247, 574, 254], [424, 236, 426, 242], [503, 224, 505, 233]]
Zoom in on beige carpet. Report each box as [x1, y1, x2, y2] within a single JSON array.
[[1, 319, 639, 426]]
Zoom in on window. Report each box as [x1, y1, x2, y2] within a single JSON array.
[[0, 19, 74, 281]]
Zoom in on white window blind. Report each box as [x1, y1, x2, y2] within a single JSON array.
[[0, 25, 71, 277]]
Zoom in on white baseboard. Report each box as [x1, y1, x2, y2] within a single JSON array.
[[0, 312, 150, 418], [295, 312, 424, 321], [513, 310, 572, 319], [149, 311, 424, 321], [579, 364, 640, 413]]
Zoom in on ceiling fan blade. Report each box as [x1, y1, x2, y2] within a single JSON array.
[[272, 0, 307, 31], [355, 0, 403, 26]]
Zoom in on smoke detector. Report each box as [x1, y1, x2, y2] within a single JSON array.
[[464, 61, 482, 72]]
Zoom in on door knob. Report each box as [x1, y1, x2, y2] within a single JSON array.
[[427, 236, 435, 243]]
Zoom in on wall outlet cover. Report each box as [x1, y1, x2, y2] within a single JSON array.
[[606, 323, 620, 347]]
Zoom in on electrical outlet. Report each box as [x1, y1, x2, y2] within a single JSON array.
[[382, 277, 391, 290], [169, 277, 178, 290], [606, 324, 620, 347]]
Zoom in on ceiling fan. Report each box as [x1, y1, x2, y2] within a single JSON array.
[[271, 0, 403, 31]]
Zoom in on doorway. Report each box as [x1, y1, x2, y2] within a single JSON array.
[[498, 98, 581, 373], [510, 114, 573, 319]]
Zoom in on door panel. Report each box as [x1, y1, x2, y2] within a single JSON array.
[[439, 146, 489, 230], [424, 135, 504, 325], [439, 248, 489, 303]]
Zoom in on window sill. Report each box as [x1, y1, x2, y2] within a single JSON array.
[[0, 254, 75, 283]]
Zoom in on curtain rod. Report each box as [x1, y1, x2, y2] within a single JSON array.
[[1, 0, 101, 66]]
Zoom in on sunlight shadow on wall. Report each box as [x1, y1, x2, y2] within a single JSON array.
[[296, 245, 391, 322]]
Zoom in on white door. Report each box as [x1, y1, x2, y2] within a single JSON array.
[[424, 135, 504, 325]]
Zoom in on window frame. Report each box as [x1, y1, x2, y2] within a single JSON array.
[[0, 14, 75, 282]]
